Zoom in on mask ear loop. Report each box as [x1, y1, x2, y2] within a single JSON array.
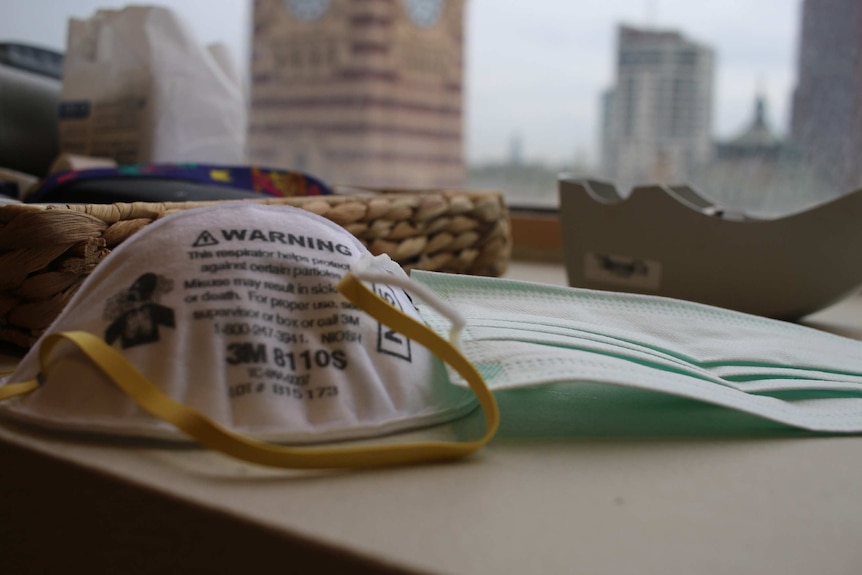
[[0, 379, 39, 401], [348, 264, 466, 344], [0, 272, 499, 470]]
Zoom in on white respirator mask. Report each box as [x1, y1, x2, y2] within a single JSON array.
[[0, 204, 498, 468]]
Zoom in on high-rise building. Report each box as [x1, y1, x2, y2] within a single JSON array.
[[600, 25, 714, 192], [790, 0, 862, 194], [249, 0, 465, 189]]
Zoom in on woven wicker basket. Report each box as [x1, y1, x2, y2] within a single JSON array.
[[0, 190, 510, 349]]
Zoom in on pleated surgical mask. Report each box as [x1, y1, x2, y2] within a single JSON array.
[[0, 204, 498, 468], [410, 271, 862, 433]]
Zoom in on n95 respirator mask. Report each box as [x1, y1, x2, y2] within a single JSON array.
[[0, 204, 498, 468]]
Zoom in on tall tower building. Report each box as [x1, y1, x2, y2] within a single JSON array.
[[790, 0, 862, 194], [249, 0, 465, 189], [600, 25, 714, 192]]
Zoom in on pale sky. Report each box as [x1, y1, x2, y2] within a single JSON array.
[[0, 0, 800, 165]]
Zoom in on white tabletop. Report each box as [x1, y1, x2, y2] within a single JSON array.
[[2, 262, 862, 574]]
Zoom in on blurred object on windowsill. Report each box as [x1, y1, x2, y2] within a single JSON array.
[[559, 177, 862, 320], [0, 168, 38, 200], [49, 154, 117, 175], [60, 6, 246, 167], [0, 43, 63, 177], [25, 160, 332, 204]]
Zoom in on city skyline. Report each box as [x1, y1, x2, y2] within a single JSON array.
[[1, 0, 799, 165], [466, 0, 797, 165]]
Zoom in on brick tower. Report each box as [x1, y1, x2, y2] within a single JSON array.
[[249, 0, 466, 189]]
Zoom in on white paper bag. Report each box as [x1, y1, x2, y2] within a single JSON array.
[[59, 6, 246, 165]]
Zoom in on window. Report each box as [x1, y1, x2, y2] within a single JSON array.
[[0, 0, 849, 218]]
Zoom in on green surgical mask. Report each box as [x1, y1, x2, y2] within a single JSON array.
[[411, 270, 862, 434]]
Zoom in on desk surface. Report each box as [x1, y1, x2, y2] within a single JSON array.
[[2, 262, 862, 574]]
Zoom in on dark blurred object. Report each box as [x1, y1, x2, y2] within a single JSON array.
[[0, 181, 18, 198], [0, 43, 63, 176], [0, 43, 64, 79], [0, 166, 38, 199]]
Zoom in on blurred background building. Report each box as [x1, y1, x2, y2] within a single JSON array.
[[248, 0, 466, 189], [695, 0, 862, 215], [691, 92, 807, 213], [790, 0, 862, 196], [715, 94, 783, 163], [599, 25, 714, 194]]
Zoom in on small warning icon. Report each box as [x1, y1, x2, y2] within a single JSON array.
[[192, 231, 220, 247]]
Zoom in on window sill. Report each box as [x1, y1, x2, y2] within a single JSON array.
[[509, 208, 563, 262]]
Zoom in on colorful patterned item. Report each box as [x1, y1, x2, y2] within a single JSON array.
[[25, 163, 333, 202]]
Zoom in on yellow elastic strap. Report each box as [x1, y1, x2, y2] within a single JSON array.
[[5, 272, 499, 469], [0, 380, 39, 401]]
